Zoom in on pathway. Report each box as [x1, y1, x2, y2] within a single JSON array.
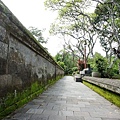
[[4, 76, 120, 120]]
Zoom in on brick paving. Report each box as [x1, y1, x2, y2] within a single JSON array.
[[3, 76, 120, 120]]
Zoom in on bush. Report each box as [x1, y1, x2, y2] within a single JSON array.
[[95, 58, 107, 77], [72, 67, 78, 72], [106, 68, 114, 78]]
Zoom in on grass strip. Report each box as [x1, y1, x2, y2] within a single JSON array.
[[0, 76, 63, 119], [83, 81, 120, 108]]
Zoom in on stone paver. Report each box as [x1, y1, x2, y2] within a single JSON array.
[[3, 76, 120, 120]]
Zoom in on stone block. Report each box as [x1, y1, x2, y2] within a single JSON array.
[[92, 72, 101, 77], [0, 74, 12, 88]]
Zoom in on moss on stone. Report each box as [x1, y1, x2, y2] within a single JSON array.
[[0, 75, 63, 119], [83, 81, 120, 108]]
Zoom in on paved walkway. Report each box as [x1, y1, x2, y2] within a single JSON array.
[[4, 76, 120, 120]]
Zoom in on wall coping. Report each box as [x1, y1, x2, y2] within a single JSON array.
[[83, 76, 120, 95], [0, 1, 63, 70]]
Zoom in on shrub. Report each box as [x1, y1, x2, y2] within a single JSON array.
[[95, 58, 107, 77]]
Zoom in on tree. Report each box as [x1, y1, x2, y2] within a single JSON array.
[[93, 0, 120, 57], [54, 49, 78, 74], [28, 27, 48, 44], [45, 0, 120, 74], [45, 0, 98, 61], [87, 52, 119, 78], [93, 0, 120, 73]]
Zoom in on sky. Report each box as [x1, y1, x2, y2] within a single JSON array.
[[1, 0, 64, 56], [1, 0, 105, 57]]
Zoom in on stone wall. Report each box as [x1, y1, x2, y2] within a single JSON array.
[[0, 1, 64, 97], [83, 76, 120, 95]]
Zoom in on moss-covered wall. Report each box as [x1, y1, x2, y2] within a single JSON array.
[[0, 1, 64, 97]]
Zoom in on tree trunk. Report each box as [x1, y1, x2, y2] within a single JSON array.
[[118, 63, 120, 74]]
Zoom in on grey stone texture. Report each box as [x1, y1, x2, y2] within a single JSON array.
[[0, 1, 64, 97], [83, 76, 120, 94], [3, 76, 120, 120]]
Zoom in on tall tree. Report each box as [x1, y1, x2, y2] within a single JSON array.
[[93, 0, 120, 54], [93, 0, 120, 70], [45, 0, 98, 61], [45, 0, 120, 72]]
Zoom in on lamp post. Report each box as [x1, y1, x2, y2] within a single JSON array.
[[84, 41, 87, 69]]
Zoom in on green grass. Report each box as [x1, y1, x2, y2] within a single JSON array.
[[83, 81, 120, 108], [0, 76, 63, 119]]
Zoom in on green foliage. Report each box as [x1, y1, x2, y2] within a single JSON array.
[[45, 0, 120, 77], [106, 58, 119, 78], [28, 27, 48, 44], [83, 81, 120, 107], [88, 52, 106, 72], [0, 81, 43, 119], [95, 58, 107, 77], [59, 7, 68, 17], [93, 0, 120, 55], [57, 61, 66, 69], [45, 0, 97, 59], [72, 67, 78, 72], [87, 52, 120, 78], [54, 50, 78, 75], [31, 81, 40, 93], [107, 67, 115, 78]]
